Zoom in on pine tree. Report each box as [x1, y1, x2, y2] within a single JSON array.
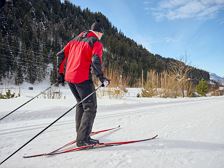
[[196, 79, 209, 96], [0, 0, 210, 86]]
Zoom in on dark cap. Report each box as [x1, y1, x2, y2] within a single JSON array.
[[91, 19, 104, 33]]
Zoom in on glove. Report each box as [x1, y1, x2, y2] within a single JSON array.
[[57, 73, 65, 84], [99, 75, 110, 87]]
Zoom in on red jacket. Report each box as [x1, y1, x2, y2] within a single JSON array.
[[57, 31, 103, 84]]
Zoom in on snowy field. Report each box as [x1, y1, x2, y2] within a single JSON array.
[[0, 84, 224, 168]]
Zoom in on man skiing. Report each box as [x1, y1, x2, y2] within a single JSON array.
[[57, 20, 110, 147]]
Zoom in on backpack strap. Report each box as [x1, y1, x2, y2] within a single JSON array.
[[75, 31, 98, 48]]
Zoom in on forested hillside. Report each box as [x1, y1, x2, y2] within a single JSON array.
[[0, 0, 209, 86]]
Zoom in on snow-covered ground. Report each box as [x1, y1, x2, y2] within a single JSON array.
[[0, 84, 224, 168]]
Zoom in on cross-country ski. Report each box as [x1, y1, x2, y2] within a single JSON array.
[[23, 135, 158, 158], [23, 125, 121, 158]]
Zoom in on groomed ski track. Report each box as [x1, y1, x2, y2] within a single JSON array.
[[0, 94, 224, 168]]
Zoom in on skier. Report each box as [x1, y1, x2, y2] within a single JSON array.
[[57, 20, 110, 147]]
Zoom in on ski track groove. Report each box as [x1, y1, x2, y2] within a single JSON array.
[[1, 97, 223, 135], [1, 96, 224, 168]]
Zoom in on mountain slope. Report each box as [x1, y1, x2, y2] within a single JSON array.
[[0, 0, 210, 85], [210, 73, 224, 85]]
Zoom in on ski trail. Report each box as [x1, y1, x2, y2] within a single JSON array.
[[1, 96, 224, 168]]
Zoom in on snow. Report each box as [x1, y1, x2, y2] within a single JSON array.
[[210, 73, 224, 85], [0, 84, 224, 168]]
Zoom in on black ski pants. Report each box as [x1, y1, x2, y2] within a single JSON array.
[[68, 80, 97, 142]]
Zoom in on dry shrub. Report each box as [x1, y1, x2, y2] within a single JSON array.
[[94, 68, 128, 98], [160, 71, 180, 98], [141, 71, 158, 97], [142, 70, 194, 98]]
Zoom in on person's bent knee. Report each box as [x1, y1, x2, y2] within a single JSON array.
[[83, 100, 96, 113]]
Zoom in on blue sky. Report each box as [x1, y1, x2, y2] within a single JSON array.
[[70, 0, 224, 77]]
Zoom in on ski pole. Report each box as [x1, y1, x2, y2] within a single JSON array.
[[0, 83, 57, 121], [0, 84, 102, 166]]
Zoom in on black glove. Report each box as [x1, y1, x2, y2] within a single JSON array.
[[99, 75, 110, 87], [57, 73, 65, 85]]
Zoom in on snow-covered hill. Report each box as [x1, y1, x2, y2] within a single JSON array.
[[210, 73, 224, 85], [0, 86, 224, 168]]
